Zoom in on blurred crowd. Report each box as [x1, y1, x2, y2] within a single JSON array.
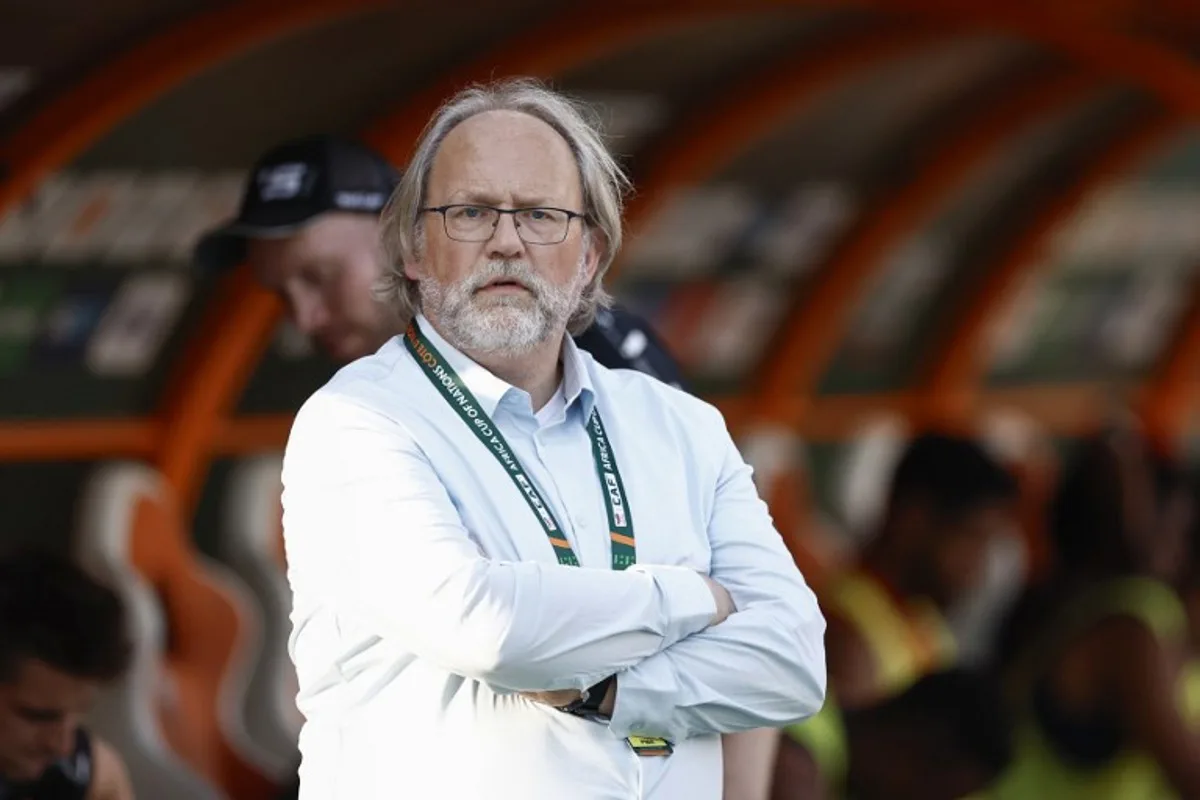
[[773, 421, 1200, 799]]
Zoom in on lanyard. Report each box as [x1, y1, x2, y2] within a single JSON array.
[[404, 320, 636, 571]]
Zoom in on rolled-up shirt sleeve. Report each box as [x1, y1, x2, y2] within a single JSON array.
[[283, 389, 717, 693], [608, 408, 827, 742]]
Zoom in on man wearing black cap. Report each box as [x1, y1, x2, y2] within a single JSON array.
[[196, 134, 685, 386]]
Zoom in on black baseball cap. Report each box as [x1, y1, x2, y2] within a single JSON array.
[[194, 134, 401, 271]]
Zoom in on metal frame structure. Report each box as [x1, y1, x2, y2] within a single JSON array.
[[750, 71, 1099, 424], [0, 0, 1197, 499]]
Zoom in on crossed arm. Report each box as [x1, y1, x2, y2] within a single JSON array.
[[283, 392, 826, 743]]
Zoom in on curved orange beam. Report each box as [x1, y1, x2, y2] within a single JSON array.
[[0, 414, 290, 462], [918, 115, 1181, 426], [1135, 260, 1200, 448], [0, 420, 160, 461], [618, 24, 945, 351], [751, 70, 1096, 422], [834, 0, 1200, 114], [364, 4, 746, 162], [156, 267, 281, 506], [0, 0, 389, 216], [722, 383, 1133, 441], [215, 414, 296, 454], [619, 26, 943, 250]]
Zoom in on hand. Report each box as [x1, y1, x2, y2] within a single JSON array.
[[701, 574, 736, 626], [598, 676, 617, 717], [520, 689, 582, 708]]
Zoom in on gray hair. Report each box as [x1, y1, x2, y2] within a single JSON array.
[[377, 78, 631, 335]]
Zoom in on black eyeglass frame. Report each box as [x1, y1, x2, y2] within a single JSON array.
[[420, 204, 587, 245]]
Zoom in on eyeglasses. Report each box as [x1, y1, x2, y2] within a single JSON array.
[[421, 204, 585, 245]]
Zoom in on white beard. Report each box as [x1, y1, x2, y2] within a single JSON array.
[[420, 254, 588, 356]]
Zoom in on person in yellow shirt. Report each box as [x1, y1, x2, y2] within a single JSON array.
[[822, 433, 1018, 709], [990, 429, 1200, 799], [771, 668, 1014, 800]]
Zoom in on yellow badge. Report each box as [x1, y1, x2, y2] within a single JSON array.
[[626, 736, 673, 757]]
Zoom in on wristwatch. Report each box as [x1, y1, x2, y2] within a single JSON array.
[[560, 674, 615, 722]]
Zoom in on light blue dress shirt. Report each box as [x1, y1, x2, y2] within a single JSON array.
[[281, 313, 826, 799]]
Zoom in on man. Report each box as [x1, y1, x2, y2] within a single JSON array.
[[0, 550, 135, 800], [195, 134, 403, 363], [280, 78, 826, 799], [820, 433, 1018, 709], [771, 669, 1014, 800], [195, 134, 686, 388], [197, 132, 776, 800]]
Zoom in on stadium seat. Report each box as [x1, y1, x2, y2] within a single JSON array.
[[76, 462, 282, 799]]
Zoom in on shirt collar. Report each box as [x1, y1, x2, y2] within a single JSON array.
[[561, 335, 597, 420], [412, 313, 595, 419]]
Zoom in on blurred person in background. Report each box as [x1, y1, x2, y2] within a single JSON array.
[[990, 428, 1200, 798], [769, 433, 1016, 799], [818, 432, 1018, 710], [1176, 475, 1200, 725], [771, 668, 1014, 800], [0, 550, 134, 800], [196, 132, 785, 800]]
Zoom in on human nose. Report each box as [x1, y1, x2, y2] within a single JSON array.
[[40, 720, 75, 760], [290, 289, 329, 334], [486, 211, 525, 259]]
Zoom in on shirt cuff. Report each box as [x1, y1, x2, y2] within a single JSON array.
[[628, 564, 716, 647], [607, 653, 680, 740]]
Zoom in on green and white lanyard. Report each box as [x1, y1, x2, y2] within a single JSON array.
[[404, 320, 675, 755], [403, 320, 636, 570]]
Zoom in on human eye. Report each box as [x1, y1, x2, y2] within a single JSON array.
[[448, 205, 488, 221], [526, 208, 565, 223]]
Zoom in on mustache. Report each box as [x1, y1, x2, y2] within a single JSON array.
[[466, 261, 539, 293]]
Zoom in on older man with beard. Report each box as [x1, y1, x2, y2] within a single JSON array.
[[280, 79, 826, 800]]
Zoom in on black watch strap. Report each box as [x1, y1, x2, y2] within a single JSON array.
[[562, 674, 615, 720]]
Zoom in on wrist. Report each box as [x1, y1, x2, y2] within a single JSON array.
[[561, 674, 615, 722]]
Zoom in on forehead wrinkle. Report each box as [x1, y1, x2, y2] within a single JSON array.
[[429, 110, 582, 209], [445, 190, 563, 208]]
